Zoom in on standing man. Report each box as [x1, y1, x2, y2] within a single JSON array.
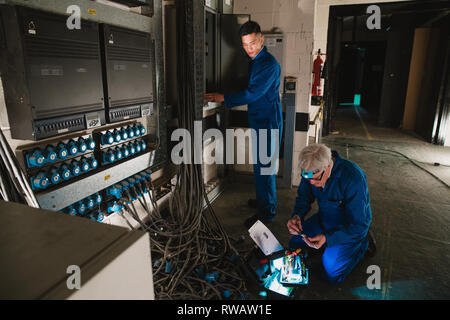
[[204, 21, 282, 227], [287, 144, 376, 284]]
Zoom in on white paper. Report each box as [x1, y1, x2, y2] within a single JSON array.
[[248, 220, 284, 256]]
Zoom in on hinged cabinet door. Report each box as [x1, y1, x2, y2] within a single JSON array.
[[219, 14, 250, 95]]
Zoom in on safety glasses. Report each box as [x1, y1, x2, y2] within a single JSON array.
[[301, 169, 325, 181]]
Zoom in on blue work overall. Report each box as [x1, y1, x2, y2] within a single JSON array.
[[224, 46, 283, 220], [289, 151, 372, 284]]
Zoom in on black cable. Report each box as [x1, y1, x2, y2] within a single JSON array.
[[331, 141, 450, 190], [118, 0, 248, 300]]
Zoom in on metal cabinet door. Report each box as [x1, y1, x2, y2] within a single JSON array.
[[219, 14, 250, 95]]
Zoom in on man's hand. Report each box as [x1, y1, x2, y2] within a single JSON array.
[[204, 93, 224, 103], [304, 234, 326, 250], [287, 215, 303, 235]]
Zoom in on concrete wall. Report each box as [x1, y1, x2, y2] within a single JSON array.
[[445, 120, 450, 147], [234, 0, 315, 186], [401, 28, 430, 131]]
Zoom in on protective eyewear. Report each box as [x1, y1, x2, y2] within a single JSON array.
[[301, 169, 324, 180]]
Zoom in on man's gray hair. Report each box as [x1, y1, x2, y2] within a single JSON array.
[[299, 144, 332, 172]]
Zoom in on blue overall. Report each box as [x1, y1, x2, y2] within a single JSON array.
[[289, 151, 372, 284], [224, 46, 283, 220]]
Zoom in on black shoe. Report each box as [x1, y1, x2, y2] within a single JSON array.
[[244, 215, 273, 229], [247, 199, 258, 209], [365, 229, 377, 258]]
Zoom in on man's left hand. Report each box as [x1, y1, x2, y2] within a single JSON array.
[[204, 93, 224, 103], [304, 234, 326, 249]]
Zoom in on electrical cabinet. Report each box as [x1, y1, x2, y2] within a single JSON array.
[[0, 6, 106, 140], [263, 33, 284, 93], [205, 10, 218, 93], [218, 14, 250, 95], [100, 24, 155, 123], [0, 2, 168, 226], [219, 0, 234, 14], [203, 7, 250, 96]]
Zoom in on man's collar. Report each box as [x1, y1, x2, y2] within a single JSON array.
[[252, 46, 267, 61], [330, 150, 343, 178]]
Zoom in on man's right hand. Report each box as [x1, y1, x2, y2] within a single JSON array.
[[203, 93, 224, 103], [287, 215, 303, 235]]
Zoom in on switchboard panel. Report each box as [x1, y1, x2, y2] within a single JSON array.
[[0, 6, 106, 140], [101, 24, 155, 123]]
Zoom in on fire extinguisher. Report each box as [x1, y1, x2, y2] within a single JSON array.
[[312, 49, 325, 97]]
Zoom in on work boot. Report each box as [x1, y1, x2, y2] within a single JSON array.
[[247, 199, 258, 209], [365, 229, 377, 258]]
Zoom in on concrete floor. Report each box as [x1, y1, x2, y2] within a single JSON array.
[[211, 105, 450, 300]]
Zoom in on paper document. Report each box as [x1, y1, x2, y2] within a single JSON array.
[[248, 220, 284, 256]]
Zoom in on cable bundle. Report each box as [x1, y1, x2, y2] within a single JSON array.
[[0, 128, 39, 207], [117, 0, 248, 299]]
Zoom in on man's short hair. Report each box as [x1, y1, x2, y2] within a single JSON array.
[[299, 144, 332, 172], [239, 21, 261, 37]]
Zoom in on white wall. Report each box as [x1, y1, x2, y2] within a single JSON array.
[[445, 122, 450, 147], [234, 0, 315, 186]]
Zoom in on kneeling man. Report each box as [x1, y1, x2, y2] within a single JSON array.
[[287, 144, 375, 284]]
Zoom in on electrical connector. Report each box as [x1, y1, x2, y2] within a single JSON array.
[[57, 144, 69, 160], [49, 167, 61, 185], [205, 271, 219, 283], [31, 172, 49, 190], [101, 131, 114, 145], [106, 184, 123, 200], [80, 157, 90, 173], [86, 196, 95, 209], [86, 136, 96, 150], [120, 128, 128, 141], [60, 165, 71, 181], [102, 150, 115, 164], [112, 129, 121, 143], [44, 146, 57, 163], [69, 160, 81, 176], [26, 148, 45, 168], [65, 205, 77, 216], [107, 201, 124, 214], [67, 140, 79, 156], [77, 138, 88, 153]]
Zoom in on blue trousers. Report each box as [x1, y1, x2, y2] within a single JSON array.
[[289, 214, 369, 284], [249, 118, 282, 220]]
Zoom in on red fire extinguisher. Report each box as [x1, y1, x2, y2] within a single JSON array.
[[312, 49, 325, 97]]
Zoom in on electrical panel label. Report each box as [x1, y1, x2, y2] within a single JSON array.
[[57, 128, 69, 134], [39, 66, 64, 76], [114, 64, 127, 71], [85, 112, 101, 129], [266, 38, 276, 47], [141, 103, 153, 117]]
